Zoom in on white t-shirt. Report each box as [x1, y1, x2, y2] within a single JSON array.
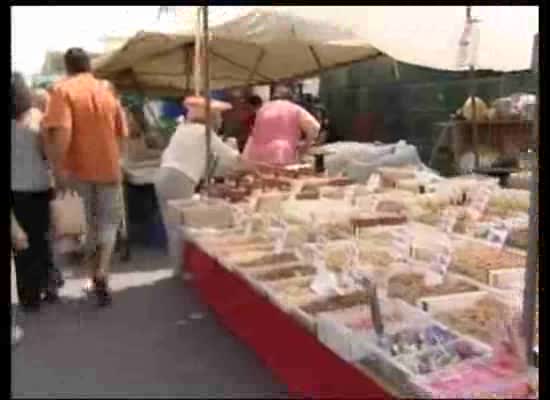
[[161, 122, 239, 183]]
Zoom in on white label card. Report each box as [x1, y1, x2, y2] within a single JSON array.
[[468, 186, 492, 220], [393, 229, 413, 261], [362, 196, 380, 213], [429, 244, 453, 278], [424, 271, 444, 287], [244, 220, 253, 236], [345, 242, 361, 269], [439, 209, 458, 233], [366, 173, 382, 193], [487, 226, 509, 249], [310, 268, 340, 296]]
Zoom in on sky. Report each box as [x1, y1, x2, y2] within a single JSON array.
[[11, 6, 165, 78]]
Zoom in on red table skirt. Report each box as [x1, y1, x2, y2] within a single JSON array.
[[184, 242, 394, 399]]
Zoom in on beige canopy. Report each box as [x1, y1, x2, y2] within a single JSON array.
[[92, 7, 379, 96]]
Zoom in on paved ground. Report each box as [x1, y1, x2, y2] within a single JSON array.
[[11, 248, 288, 398]]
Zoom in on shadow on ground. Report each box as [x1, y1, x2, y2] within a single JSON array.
[[11, 248, 288, 399]]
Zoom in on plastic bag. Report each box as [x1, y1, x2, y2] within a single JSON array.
[[50, 191, 87, 238]]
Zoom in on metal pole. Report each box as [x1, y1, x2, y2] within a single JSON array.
[[521, 33, 538, 366], [466, 6, 480, 169], [203, 6, 213, 184]]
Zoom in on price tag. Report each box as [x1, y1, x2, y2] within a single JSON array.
[[339, 272, 359, 293], [487, 226, 509, 249], [430, 245, 453, 277], [244, 216, 256, 237], [439, 209, 458, 233], [424, 271, 444, 287], [468, 186, 492, 220], [273, 225, 289, 254], [310, 268, 340, 296], [345, 241, 361, 269], [344, 185, 356, 203], [366, 173, 382, 193], [249, 196, 260, 213], [392, 228, 413, 261], [310, 246, 341, 296], [361, 195, 380, 213]]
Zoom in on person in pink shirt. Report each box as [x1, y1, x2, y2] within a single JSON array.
[[242, 85, 320, 166]]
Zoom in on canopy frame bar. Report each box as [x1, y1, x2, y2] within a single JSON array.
[[209, 48, 274, 82], [521, 32, 538, 367], [247, 49, 267, 84]]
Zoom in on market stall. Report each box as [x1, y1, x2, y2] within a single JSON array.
[[94, 7, 538, 397], [176, 162, 537, 398], [171, 14, 538, 398]]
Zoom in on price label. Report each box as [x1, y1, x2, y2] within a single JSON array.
[[361, 195, 380, 213], [392, 228, 413, 261], [487, 226, 509, 249], [431, 250, 452, 275], [244, 215, 258, 237], [345, 241, 361, 269], [439, 209, 458, 233], [424, 271, 444, 287], [273, 226, 289, 254], [310, 246, 342, 295], [468, 186, 492, 220], [310, 268, 340, 296], [249, 196, 260, 213], [366, 173, 382, 193]]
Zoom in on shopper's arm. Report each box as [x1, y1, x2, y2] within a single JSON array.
[[298, 106, 321, 154], [211, 134, 241, 176], [115, 104, 130, 157], [11, 212, 28, 251]]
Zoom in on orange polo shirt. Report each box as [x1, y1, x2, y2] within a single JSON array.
[[42, 73, 128, 183]]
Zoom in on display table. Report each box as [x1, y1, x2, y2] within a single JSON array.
[[183, 241, 398, 399]]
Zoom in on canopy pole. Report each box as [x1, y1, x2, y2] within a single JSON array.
[[194, 7, 202, 97], [202, 5, 213, 184], [184, 44, 192, 93], [521, 32, 538, 366], [466, 6, 480, 169]]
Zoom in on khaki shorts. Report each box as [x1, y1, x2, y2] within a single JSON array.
[[72, 180, 123, 252]]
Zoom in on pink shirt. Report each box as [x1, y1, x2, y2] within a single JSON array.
[[243, 100, 320, 166]]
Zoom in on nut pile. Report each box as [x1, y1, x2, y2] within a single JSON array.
[[387, 273, 478, 305], [434, 297, 511, 343], [255, 265, 316, 281], [451, 244, 525, 283], [301, 291, 371, 316], [237, 252, 299, 268]]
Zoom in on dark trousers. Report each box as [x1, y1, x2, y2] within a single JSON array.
[[12, 190, 53, 306]]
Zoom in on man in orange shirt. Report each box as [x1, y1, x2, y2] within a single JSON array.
[[42, 48, 128, 307]]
